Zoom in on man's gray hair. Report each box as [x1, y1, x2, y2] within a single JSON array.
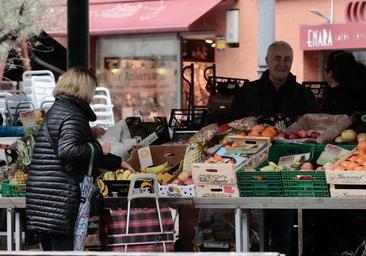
[[266, 41, 293, 57]]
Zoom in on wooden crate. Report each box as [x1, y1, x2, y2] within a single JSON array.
[[192, 163, 236, 184], [195, 183, 239, 197], [326, 147, 366, 197]]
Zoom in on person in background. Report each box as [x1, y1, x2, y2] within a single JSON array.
[[304, 51, 366, 255], [231, 41, 319, 121], [230, 41, 319, 255], [26, 66, 133, 251], [323, 50, 366, 115]]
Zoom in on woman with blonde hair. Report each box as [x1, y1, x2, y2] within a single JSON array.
[[26, 66, 132, 251]]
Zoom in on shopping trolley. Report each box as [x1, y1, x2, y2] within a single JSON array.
[[102, 174, 175, 252]]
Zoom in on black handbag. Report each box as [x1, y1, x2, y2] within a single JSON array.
[[43, 114, 104, 216]]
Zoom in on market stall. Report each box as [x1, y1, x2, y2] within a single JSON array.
[[2, 110, 366, 255]]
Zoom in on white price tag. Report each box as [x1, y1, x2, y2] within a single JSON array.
[[137, 146, 153, 169]]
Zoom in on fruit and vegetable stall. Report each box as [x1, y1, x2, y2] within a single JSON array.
[[2, 112, 366, 254]]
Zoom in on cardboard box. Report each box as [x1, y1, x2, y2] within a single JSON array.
[[326, 148, 366, 185], [128, 144, 187, 171], [192, 163, 236, 184], [227, 136, 271, 169], [329, 187, 366, 198], [159, 184, 195, 198], [191, 136, 270, 185], [195, 183, 239, 197]]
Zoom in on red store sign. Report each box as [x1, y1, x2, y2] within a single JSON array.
[[300, 1, 366, 51]]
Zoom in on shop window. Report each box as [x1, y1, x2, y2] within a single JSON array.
[[98, 35, 180, 121]]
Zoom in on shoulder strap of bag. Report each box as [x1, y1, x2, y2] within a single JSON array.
[[87, 142, 95, 176], [44, 114, 95, 175], [44, 113, 58, 155]]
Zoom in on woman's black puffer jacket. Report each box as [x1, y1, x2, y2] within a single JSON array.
[[26, 95, 121, 235]]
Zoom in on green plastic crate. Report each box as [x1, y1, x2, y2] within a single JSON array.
[[1, 182, 26, 197], [281, 171, 329, 197], [237, 144, 315, 197], [236, 170, 283, 197], [268, 144, 315, 164]]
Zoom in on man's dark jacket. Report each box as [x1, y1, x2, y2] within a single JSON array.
[[26, 95, 121, 235], [230, 70, 319, 120]]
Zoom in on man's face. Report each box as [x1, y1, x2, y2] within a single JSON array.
[[265, 45, 293, 82]]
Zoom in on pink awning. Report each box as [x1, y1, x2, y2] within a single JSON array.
[[46, 0, 222, 36]]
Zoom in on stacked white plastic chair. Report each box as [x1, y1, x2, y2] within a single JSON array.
[[5, 93, 34, 126], [22, 70, 56, 109], [90, 87, 115, 129]]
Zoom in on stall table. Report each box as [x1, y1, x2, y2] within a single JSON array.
[[5, 196, 366, 255], [193, 197, 366, 255]]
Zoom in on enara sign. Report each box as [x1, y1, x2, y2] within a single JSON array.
[[307, 28, 333, 48]]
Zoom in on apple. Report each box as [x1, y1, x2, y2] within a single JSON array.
[[300, 162, 313, 170], [288, 133, 299, 140], [297, 129, 307, 139], [277, 132, 288, 139], [311, 131, 320, 139], [357, 133, 366, 142], [341, 129, 357, 142], [183, 177, 193, 185], [298, 175, 313, 180], [177, 171, 189, 182], [171, 178, 181, 184], [316, 166, 324, 171]]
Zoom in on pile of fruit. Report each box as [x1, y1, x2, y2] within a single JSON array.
[[237, 124, 277, 140], [276, 129, 320, 140], [331, 141, 366, 171], [9, 136, 35, 185], [334, 129, 366, 143]]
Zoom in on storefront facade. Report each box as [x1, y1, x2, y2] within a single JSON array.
[[300, 0, 366, 82], [46, 0, 233, 120], [46, 0, 366, 121]]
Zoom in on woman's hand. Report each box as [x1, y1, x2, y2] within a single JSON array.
[[91, 126, 105, 138], [121, 161, 135, 172], [98, 139, 111, 155]]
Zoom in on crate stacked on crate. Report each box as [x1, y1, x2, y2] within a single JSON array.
[[276, 144, 329, 197], [168, 108, 209, 142], [236, 144, 331, 197], [192, 136, 271, 197], [325, 143, 366, 198], [1, 181, 26, 197]]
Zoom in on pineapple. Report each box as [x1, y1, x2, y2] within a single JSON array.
[[9, 136, 35, 184]]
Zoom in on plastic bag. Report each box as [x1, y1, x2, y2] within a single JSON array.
[[285, 114, 353, 144]]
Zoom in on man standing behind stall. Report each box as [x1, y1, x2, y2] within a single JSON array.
[[231, 40, 318, 120], [230, 41, 319, 255]]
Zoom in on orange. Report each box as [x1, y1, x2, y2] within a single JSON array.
[[339, 160, 351, 168], [358, 140, 366, 153], [248, 130, 261, 137], [354, 165, 366, 171], [251, 124, 265, 133], [261, 129, 276, 139], [264, 126, 277, 135], [346, 161, 358, 171], [349, 155, 359, 162], [239, 131, 247, 137]]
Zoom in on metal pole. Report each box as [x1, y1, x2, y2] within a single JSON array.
[[257, 0, 275, 77], [330, 0, 334, 24], [67, 0, 89, 68]]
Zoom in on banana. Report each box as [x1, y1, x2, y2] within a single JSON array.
[[115, 169, 125, 180], [102, 185, 109, 197], [127, 173, 133, 180], [121, 170, 132, 180], [103, 171, 115, 180], [144, 162, 169, 174], [141, 180, 152, 189], [97, 179, 105, 191], [97, 179, 109, 197]]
